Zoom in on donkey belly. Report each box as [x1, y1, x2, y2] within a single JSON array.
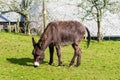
[[60, 34, 77, 46], [60, 41, 73, 46]]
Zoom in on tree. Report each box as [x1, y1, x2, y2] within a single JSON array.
[[0, 0, 32, 34], [77, 0, 120, 41]]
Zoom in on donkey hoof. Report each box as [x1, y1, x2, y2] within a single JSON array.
[[69, 64, 72, 67], [58, 64, 62, 66], [75, 64, 80, 67], [48, 62, 52, 65]]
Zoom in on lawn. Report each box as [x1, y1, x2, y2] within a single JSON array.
[[0, 32, 120, 80]]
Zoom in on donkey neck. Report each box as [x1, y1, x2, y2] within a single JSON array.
[[38, 34, 52, 51]]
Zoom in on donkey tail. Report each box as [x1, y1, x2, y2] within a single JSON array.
[[86, 27, 91, 48]]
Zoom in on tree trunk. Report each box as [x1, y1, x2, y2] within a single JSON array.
[[24, 16, 30, 34], [97, 20, 101, 42], [97, 12, 102, 42], [17, 18, 21, 32]]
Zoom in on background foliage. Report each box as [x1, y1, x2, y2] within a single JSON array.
[[0, 0, 120, 37]]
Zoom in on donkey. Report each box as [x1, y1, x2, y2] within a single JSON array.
[[32, 21, 90, 67]]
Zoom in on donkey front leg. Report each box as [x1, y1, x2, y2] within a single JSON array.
[[48, 43, 54, 65], [56, 45, 62, 66]]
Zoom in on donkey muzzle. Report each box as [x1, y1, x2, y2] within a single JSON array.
[[34, 61, 40, 67]]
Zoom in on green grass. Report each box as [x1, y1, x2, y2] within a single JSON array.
[[0, 32, 120, 80]]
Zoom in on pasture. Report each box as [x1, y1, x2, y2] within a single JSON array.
[[0, 32, 120, 80]]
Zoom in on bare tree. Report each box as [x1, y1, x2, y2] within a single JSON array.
[[78, 0, 120, 41], [0, 0, 32, 34]]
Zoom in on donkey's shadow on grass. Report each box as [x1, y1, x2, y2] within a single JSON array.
[[7, 58, 48, 67]]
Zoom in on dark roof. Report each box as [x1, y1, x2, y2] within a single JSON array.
[[0, 12, 24, 22]]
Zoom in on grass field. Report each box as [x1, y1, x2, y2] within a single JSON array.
[[0, 32, 120, 80]]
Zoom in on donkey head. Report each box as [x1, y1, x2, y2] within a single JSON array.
[[32, 37, 44, 67]]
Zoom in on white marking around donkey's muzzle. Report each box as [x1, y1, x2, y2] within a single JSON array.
[[34, 61, 40, 67]]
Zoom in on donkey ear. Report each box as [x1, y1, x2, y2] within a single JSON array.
[[32, 37, 36, 47]]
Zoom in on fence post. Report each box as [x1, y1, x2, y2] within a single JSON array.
[[14, 24, 17, 33], [43, 0, 46, 31], [8, 22, 11, 32]]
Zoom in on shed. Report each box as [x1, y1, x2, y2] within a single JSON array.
[[0, 12, 24, 31]]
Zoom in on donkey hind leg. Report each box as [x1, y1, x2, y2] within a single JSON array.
[[76, 47, 81, 67], [69, 52, 77, 67], [48, 43, 54, 65], [69, 43, 81, 67], [56, 45, 62, 66], [69, 43, 77, 67]]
